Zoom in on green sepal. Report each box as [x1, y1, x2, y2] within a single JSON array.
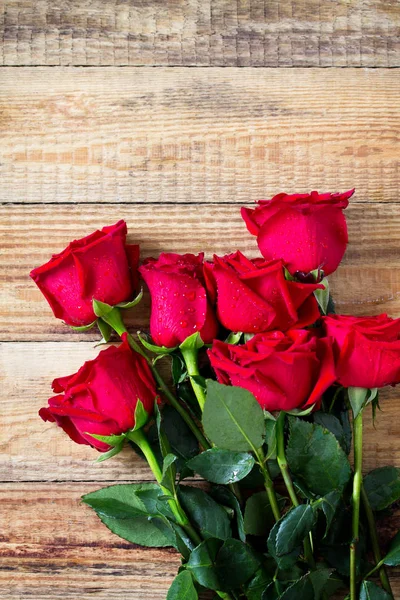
[[87, 431, 127, 446], [137, 331, 178, 355], [286, 404, 316, 417], [161, 453, 178, 491], [95, 442, 124, 463], [133, 399, 149, 431], [116, 288, 143, 309], [92, 298, 114, 318], [314, 278, 330, 315], [97, 318, 112, 344], [348, 387, 378, 418], [283, 267, 296, 281], [70, 320, 97, 332], [179, 331, 205, 352], [224, 331, 243, 345]]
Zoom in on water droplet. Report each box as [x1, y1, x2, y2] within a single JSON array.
[[185, 290, 196, 301], [180, 320, 188, 328]]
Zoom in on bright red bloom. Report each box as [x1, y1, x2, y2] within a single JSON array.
[[139, 253, 218, 348], [30, 220, 139, 327], [323, 314, 400, 389], [208, 330, 336, 412], [241, 190, 354, 276], [204, 251, 322, 333], [39, 334, 157, 451]]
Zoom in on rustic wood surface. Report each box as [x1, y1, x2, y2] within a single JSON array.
[[0, 68, 399, 205], [1, 1, 400, 598], [1, 0, 399, 67]]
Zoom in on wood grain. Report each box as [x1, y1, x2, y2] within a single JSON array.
[[1, 202, 400, 341], [0, 482, 181, 599], [0, 68, 399, 204], [1, 0, 399, 67]]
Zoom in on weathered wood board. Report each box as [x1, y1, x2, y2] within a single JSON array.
[[0, 68, 399, 204], [1, 0, 399, 67]]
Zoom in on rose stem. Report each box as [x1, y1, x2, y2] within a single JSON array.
[[103, 308, 211, 450], [255, 446, 282, 522], [350, 411, 363, 600], [361, 485, 393, 596], [180, 343, 207, 411], [276, 411, 315, 568], [179, 340, 244, 505], [128, 422, 234, 600], [127, 428, 202, 546]]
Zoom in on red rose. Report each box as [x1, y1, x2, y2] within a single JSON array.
[[30, 220, 139, 327], [241, 189, 354, 276], [208, 330, 336, 411], [139, 253, 218, 348], [204, 251, 322, 333], [323, 314, 400, 388], [39, 334, 157, 451]]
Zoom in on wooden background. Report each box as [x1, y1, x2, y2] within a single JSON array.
[[1, 1, 400, 598]]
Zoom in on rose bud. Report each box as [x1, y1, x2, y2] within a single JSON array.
[[241, 189, 354, 276], [30, 220, 139, 327], [39, 334, 157, 451], [139, 252, 218, 348], [208, 329, 336, 412], [204, 251, 323, 334], [323, 314, 400, 389]]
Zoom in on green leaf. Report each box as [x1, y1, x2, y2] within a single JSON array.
[[275, 504, 316, 556], [313, 413, 349, 454], [97, 318, 112, 343], [216, 539, 261, 590], [171, 354, 188, 385], [261, 583, 279, 600], [71, 320, 97, 332], [82, 483, 176, 547], [203, 381, 265, 452], [159, 406, 199, 478], [155, 404, 172, 459], [364, 467, 400, 511], [161, 453, 178, 492], [278, 569, 332, 600], [383, 530, 400, 566], [187, 448, 255, 484], [92, 298, 114, 318], [244, 492, 285, 537], [286, 404, 316, 417], [179, 486, 231, 541], [246, 568, 273, 600], [187, 539, 222, 590], [210, 486, 246, 543], [166, 570, 198, 600], [317, 490, 341, 538], [179, 331, 204, 352], [116, 288, 144, 309], [137, 331, 177, 355], [360, 581, 393, 600], [314, 278, 330, 314], [225, 331, 243, 345], [95, 442, 124, 463], [267, 520, 301, 570], [265, 419, 277, 460], [286, 418, 351, 496], [132, 399, 149, 431]]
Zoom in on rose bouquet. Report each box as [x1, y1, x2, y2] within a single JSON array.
[[31, 192, 400, 600]]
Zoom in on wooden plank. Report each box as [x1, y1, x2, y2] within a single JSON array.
[[2, 339, 400, 482], [1, 202, 400, 341], [0, 0, 399, 67], [0, 482, 181, 599], [0, 68, 399, 204], [0, 482, 399, 599]]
